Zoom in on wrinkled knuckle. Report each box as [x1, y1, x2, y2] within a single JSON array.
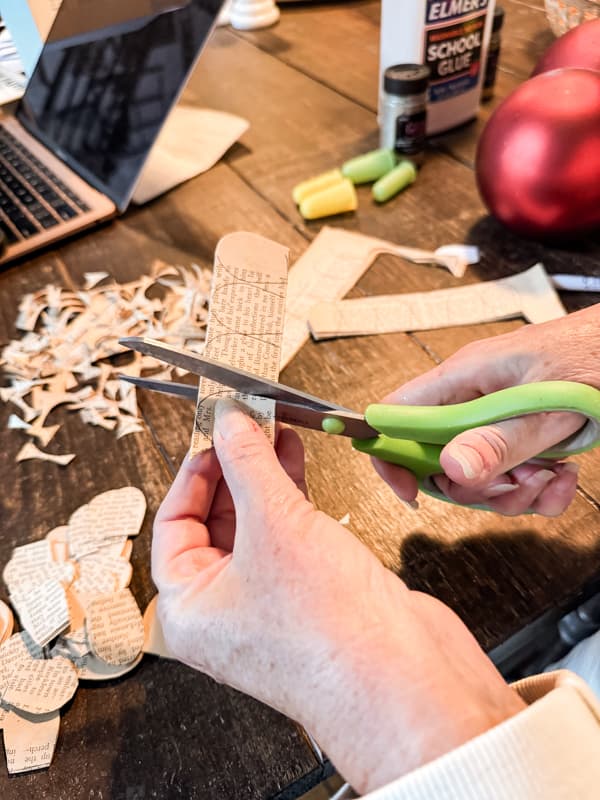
[[477, 426, 511, 471]]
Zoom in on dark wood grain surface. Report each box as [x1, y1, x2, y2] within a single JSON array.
[[1, 1, 600, 797]]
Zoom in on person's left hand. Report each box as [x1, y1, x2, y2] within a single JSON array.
[[153, 399, 525, 794]]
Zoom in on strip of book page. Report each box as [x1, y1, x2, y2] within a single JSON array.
[[307, 263, 566, 340], [190, 232, 289, 456], [280, 227, 476, 369]]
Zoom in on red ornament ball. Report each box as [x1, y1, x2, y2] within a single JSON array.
[[475, 68, 600, 238], [532, 18, 600, 76]]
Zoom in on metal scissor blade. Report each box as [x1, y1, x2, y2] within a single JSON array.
[[120, 336, 343, 411], [119, 374, 379, 439], [120, 375, 198, 400]]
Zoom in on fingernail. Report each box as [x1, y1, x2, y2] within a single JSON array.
[[484, 483, 518, 498], [214, 397, 255, 440], [528, 469, 556, 488], [400, 498, 419, 510], [561, 462, 580, 476], [448, 445, 483, 480]]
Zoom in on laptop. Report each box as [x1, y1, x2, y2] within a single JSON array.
[[0, 0, 224, 264]]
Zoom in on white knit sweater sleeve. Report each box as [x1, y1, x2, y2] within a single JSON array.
[[361, 670, 600, 800]]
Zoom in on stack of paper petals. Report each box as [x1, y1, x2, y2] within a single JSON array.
[[0, 487, 146, 774]]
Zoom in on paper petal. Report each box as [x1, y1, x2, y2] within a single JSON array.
[[3, 709, 60, 774], [3, 656, 77, 714], [86, 589, 144, 666]]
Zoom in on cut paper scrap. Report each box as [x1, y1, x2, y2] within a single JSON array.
[[0, 601, 14, 645], [16, 442, 76, 466], [84, 271, 109, 289], [3, 539, 52, 585], [280, 227, 478, 369], [67, 487, 146, 559], [74, 554, 132, 599], [46, 525, 70, 562], [86, 589, 145, 666], [75, 650, 144, 681], [307, 263, 567, 341], [3, 709, 60, 775], [2, 260, 212, 464], [191, 231, 289, 455], [2, 656, 78, 715], [0, 633, 44, 681], [10, 578, 70, 647], [142, 594, 174, 660], [132, 106, 249, 205], [51, 627, 89, 662], [3, 539, 75, 594]]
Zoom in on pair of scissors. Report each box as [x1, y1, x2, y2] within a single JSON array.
[[119, 337, 600, 510]]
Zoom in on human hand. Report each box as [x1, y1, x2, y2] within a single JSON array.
[[153, 399, 525, 794], [374, 304, 600, 516]]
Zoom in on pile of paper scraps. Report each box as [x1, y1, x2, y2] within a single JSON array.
[[1, 260, 212, 465], [0, 487, 147, 774]]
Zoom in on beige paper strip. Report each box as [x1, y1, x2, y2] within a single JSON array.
[[307, 263, 566, 340], [190, 232, 289, 456], [280, 227, 475, 368]]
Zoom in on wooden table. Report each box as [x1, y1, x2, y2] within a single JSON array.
[[1, 1, 600, 797]]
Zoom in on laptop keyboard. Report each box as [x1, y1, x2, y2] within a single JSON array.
[[0, 125, 90, 245]]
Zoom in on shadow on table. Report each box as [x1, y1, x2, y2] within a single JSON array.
[[466, 215, 600, 291], [398, 526, 600, 681]]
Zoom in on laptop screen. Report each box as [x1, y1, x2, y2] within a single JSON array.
[[17, 0, 223, 212]]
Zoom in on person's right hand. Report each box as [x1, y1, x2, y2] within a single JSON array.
[[153, 399, 525, 794], [373, 304, 600, 516]]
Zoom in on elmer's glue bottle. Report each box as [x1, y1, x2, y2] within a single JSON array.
[[379, 0, 497, 135]]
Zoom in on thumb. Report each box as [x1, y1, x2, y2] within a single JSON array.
[[440, 410, 585, 487], [212, 398, 309, 526], [384, 360, 486, 407]]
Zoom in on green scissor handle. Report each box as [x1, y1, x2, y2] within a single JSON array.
[[352, 381, 600, 510]]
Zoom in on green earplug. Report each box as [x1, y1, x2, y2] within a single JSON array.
[[341, 148, 397, 184], [372, 160, 417, 203]]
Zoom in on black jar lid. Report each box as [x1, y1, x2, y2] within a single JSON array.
[[384, 64, 430, 96], [493, 5, 505, 30]]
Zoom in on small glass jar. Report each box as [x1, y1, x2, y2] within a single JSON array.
[[379, 64, 430, 165], [482, 6, 505, 102]]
